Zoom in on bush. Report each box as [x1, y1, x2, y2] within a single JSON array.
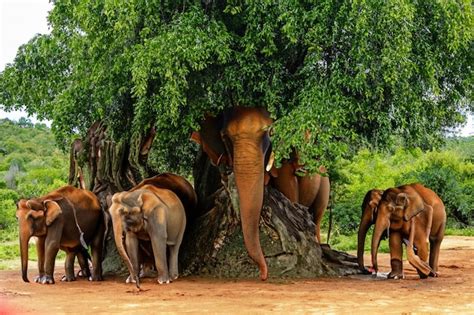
[[329, 138, 474, 234], [0, 198, 17, 229]]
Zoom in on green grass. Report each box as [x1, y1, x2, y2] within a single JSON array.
[[328, 232, 391, 253], [445, 227, 474, 236], [326, 227, 474, 254]]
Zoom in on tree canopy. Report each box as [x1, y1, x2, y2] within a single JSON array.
[[1, 0, 472, 173]]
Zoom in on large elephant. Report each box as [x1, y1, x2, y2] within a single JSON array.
[[356, 189, 384, 273], [191, 107, 272, 280], [16, 186, 104, 284], [268, 151, 330, 243], [109, 186, 186, 287], [371, 183, 446, 279]]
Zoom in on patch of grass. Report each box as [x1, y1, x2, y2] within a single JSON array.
[[326, 227, 474, 256], [445, 227, 474, 236], [327, 232, 390, 253], [0, 226, 19, 242]]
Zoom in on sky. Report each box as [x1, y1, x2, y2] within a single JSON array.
[[0, 0, 472, 136]]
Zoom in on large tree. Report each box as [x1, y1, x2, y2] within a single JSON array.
[[1, 0, 472, 277]]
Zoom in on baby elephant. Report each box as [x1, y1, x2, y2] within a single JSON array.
[[109, 187, 186, 288]]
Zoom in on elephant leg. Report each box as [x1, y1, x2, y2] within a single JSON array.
[[150, 229, 169, 284], [76, 249, 91, 278], [273, 162, 299, 203], [34, 236, 46, 283], [311, 176, 330, 243], [62, 251, 76, 282], [429, 221, 445, 275], [429, 238, 442, 275], [388, 231, 404, 279], [168, 245, 180, 281], [125, 232, 140, 284], [42, 228, 62, 284], [90, 222, 105, 281]]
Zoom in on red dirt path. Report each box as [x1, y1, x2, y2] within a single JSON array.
[[1, 236, 473, 314]]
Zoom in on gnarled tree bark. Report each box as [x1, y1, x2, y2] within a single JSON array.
[[180, 152, 359, 279]]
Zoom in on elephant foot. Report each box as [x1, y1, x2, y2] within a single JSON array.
[[157, 275, 170, 284], [89, 274, 103, 281], [388, 259, 404, 279], [125, 275, 136, 284], [40, 275, 55, 284], [61, 275, 76, 282], [33, 275, 45, 283], [170, 273, 179, 281], [387, 271, 404, 280]]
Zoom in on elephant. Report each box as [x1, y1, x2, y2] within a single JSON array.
[[191, 107, 272, 280], [109, 186, 186, 287], [356, 189, 384, 273], [371, 183, 446, 279], [267, 150, 330, 243], [16, 186, 105, 284]]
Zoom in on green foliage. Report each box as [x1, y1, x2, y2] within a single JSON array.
[[445, 227, 474, 237], [0, 120, 68, 267], [0, 1, 472, 172], [0, 119, 68, 227], [329, 137, 474, 234], [329, 231, 390, 254]]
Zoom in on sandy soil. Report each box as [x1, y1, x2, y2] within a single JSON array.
[[1, 236, 473, 314]]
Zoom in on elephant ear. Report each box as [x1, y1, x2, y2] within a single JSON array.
[[112, 192, 124, 204], [43, 200, 63, 226], [398, 192, 425, 221], [26, 210, 45, 220], [138, 192, 155, 216], [395, 193, 408, 207], [26, 199, 44, 210]]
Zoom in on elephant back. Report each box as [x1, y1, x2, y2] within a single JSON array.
[[132, 173, 198, 220]]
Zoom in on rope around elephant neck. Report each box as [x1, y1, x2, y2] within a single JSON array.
[[64, 198, 88, 249]]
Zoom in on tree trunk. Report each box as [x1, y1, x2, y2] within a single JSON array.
[[69, 121, 157, 275], [180, 159, 359, 279]]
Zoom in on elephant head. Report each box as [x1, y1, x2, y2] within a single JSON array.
[[192, 107, 272, 280], [16, 198, 64, 282], [370, 185, 426, 272], [357, 189, 383, 273], [109, 190, 154, 288]]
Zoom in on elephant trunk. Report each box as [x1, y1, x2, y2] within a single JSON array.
[[232, 140, 268, 281], [371, 216, 389, 273], [357, 210, 373, 272], [111, 214, 140, 289], [19, 229, 31, 282]]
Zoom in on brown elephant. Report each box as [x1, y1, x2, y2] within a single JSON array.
[[109, 186, 186, 287], [191, 107, 272, 280], [371, 183, 446, 279], [268, 151, 330, 243], [16, 186, 104, 284], [357, 189, 384, 273]]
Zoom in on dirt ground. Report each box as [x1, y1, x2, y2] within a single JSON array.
[[1, 236, 473, 314]]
